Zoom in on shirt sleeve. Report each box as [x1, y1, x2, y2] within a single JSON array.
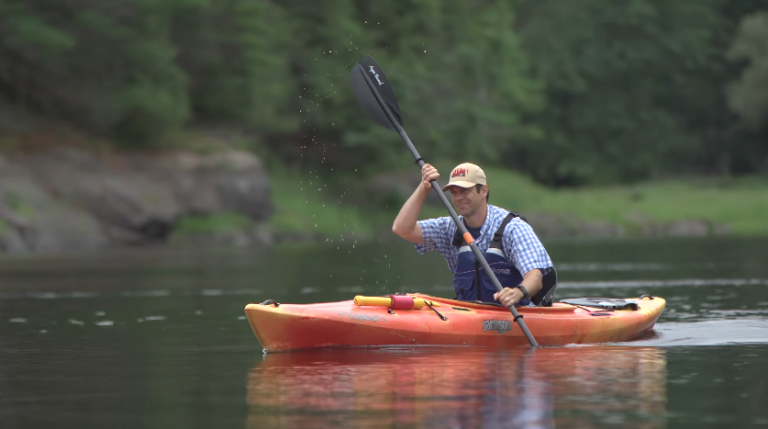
[[503, 219, 553, 274], [414, 216, 454, 255]]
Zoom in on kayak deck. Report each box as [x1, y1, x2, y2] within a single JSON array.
[[245, 294, 665, 352]]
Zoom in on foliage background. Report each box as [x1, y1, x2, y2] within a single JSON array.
[[1, 0, 767, 187]]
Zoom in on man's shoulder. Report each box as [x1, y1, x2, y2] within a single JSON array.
[[488, 206, 533, 233], [488, 205, 515, 226], [487, 204, 509, 219]]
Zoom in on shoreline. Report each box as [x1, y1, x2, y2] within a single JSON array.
[[2, 146, 767, 255]]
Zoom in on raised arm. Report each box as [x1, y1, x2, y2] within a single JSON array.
[[392, 163, 440, 244]]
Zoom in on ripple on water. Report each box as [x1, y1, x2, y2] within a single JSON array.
[[559, 278, 768, 288], [121, 290, 171, 297], [557, 262, 667, 271], [144, 316, 166, 321], [336, 286, 365, 293], [624, 319, 768, 347], [706, 309, 768, 318]]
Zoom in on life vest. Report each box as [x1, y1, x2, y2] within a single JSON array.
[[451, 212, 531, 305]]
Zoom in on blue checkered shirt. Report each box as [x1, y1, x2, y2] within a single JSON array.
[[415, 204, 553, 275]]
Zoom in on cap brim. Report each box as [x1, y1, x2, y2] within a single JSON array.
[[441, 181, 478, 192]]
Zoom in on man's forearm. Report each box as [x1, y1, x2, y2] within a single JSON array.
[[392, 185, 429, 244], [520, 269, 543, 298]]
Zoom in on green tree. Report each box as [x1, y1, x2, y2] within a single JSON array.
[[171, 0, 296, 133], [513, 0, 725, 185], [275, 0, 542, 173], [0, 0, 192, 141], [727, 11, 768, 131]]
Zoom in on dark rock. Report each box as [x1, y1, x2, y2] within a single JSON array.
[[0, 225, 27, 253], [0, 164, 108, 252], [0, 147, 272, 253], [574, 220, 625, 237], [713, 223, 731, 235], [666, 220, 709, 237]]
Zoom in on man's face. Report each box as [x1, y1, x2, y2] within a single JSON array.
[[449, 185, 487, 217]]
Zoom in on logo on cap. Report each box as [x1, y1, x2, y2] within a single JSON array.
[[451, 168, 468, 178]]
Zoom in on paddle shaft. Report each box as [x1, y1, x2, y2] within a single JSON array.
[[403, 131, 538, 347], [360, 70, 538, 347]]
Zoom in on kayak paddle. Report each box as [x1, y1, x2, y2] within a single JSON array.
[[349, 54, 539, 347]]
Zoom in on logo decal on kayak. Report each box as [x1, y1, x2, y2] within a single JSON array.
[[338, 311, 386, 323], [483, 320, 511, 334]]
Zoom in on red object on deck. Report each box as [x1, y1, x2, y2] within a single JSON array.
[[389, 295, 414, 310]]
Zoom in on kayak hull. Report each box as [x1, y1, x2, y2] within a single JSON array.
[[245, 294, 665, 352]]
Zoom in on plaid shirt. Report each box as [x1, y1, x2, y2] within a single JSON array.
[[415, 204, 553, 275]]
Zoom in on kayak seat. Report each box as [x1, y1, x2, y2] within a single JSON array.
[[531, 267, 557, 307]]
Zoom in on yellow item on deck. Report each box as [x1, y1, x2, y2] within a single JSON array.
[[354, 295, 440, 309]]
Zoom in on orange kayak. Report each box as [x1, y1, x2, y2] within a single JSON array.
[[244, 293, 665, 352]]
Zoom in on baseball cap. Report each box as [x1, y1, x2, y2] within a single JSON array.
[[441, 163, 487, 192]]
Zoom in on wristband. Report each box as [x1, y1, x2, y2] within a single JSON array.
[[514, 284, 529, 299]]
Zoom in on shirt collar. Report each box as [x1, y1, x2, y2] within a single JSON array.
[[479, 205, 499, 237], [460, 204, 496, 238]]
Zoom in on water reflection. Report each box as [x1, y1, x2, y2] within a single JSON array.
[[246, 346, 667, 428]]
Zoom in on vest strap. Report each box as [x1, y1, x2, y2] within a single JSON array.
[[490, 213, 518, 249], [452, 210, 527, 248]]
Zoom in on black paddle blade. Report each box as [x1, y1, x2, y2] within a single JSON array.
[[350, 55, 402, 130]]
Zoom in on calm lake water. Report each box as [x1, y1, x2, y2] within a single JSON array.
[[1, 237, 767, 428]]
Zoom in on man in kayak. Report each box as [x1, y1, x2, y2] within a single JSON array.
[[392, 162, 556, 307]]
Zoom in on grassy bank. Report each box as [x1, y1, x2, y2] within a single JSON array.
[[267, 167, 394, 240], [266, 166, 768, 238], [486, 168, 768, 235]]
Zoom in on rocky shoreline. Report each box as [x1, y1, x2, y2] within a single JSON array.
[[0, 147, 733, 255], [0, 147, 272, 254]]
